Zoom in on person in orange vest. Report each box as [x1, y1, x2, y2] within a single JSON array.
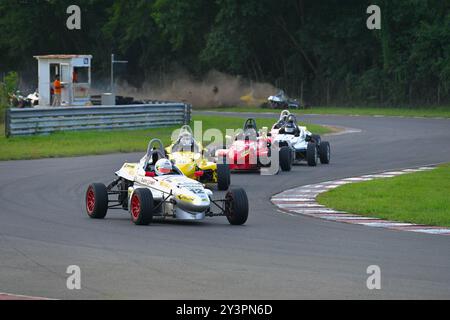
[[52, 75, 63, 106]]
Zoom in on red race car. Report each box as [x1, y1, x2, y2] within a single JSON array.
[[216, 118, 290, 173]]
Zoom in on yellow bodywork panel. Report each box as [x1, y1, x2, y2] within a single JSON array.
[[122, 163, 137, 176], [166, 150, 218, 183], [177, 194, 194, 202]]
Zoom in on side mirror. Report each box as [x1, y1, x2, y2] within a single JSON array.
[[305, 135, 312, 142]]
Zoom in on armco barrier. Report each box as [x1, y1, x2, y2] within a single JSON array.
[[5, 103, 192, 137]]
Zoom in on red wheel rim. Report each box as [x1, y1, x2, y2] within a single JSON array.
[[86, 187, 95, 215], [131, 194, 141, 220]]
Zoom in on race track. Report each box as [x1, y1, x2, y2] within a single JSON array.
[[0, 113, 449, 299]]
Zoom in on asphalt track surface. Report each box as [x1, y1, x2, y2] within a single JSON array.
[[0, 112, 449, 299]]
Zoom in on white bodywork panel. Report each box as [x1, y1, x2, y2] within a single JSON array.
[[274, 126, 312, 151], [115, 158, 213, 221]]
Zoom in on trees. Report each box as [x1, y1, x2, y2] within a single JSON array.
[[0, 71, 19, 122], [102, 0, 169, 84], [0, 0, 113, 77], [0, 0, 448, 106]]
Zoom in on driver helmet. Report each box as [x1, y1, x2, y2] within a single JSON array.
[[284, 115, 297, 134], [287, 114, 297, 124], [284, 123, 295, 134], [155, 158, 172, 176]]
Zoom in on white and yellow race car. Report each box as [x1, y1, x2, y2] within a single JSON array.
[[85, 139, 248, 226], [165, 125, 230, 190]]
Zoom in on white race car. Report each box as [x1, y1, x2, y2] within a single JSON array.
[[85, 139, 248, 226], [273, 114, 331, 170], [267, 90, 300, 109], [270, 110, 291, 140]]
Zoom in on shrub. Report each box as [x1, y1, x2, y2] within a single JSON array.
[[0, 71, 19, 123]]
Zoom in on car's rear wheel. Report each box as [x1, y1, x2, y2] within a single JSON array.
[[225, 188, 249, 225], [311, 134, 321, 145], [279, 146, 292, 171], [86, 183, 108, 219], [217, 164, 230, 190], [258, 154, 271, 167], [319, 141, 331, 164], [307, 142, 318, 166], [130, 189, 154, 225]]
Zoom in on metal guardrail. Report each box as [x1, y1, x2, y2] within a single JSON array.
[[5, 103, 192, 137]]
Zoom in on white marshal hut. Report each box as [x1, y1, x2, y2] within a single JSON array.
[[34, 54, 92, 106]]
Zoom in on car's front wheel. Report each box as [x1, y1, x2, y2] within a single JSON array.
[[319, 141, 331, 164], [130, 189, 154, 225], [307, 142, 318, 166], [86, 183, 108, 219], [279, 146, 292, 171], [217, 164, 230, 190], [225, 188, 249, 225]]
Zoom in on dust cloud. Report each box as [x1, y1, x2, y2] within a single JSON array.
[[112, 70, 277, 108]]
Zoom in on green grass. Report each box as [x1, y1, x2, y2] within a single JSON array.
[[317, 164, 450, 227], [0, 115, 331, 161], [202, 105, 450, 118]]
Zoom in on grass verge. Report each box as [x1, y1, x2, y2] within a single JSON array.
[[0, 115, 330, 161], [201, 106, 450, 118], [317, 164, 450, 227]]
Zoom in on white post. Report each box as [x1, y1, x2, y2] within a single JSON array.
[[110, 53, 128, 98], [111, 54, 114, 95]]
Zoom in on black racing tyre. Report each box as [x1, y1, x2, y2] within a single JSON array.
[[311, 134, 321, 145], [217, 164, 231, 191], [279, 146, 292, 171], [319, 141, 331, 164], [306, 142, 318, 166], [217, 149, 227, 164], [130, 188, 154, 225], [86, 183, 108, 219], [225, 188, 249, 225], [257, 154, 271, 167]]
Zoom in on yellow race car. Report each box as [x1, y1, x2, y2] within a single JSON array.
[[166, 126, 231, 190]]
